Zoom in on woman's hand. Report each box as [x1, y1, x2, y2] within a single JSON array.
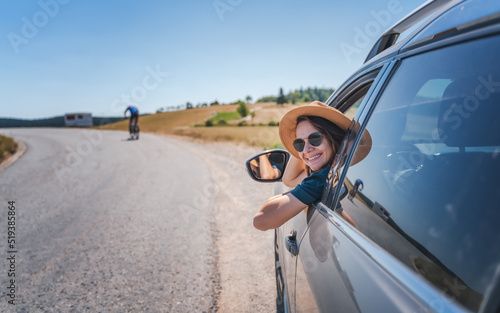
[[282, 156, 308, 188]]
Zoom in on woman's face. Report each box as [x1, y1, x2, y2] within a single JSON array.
[[296, 120, 334, 172]]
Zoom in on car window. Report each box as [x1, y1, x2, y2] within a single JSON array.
[[332, 34, 500, 312], [343, 93, 365, 120]]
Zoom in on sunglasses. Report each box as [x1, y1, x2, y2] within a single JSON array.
[[293, 132, 323, 152]]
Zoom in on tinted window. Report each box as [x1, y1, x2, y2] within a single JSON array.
[[334, 34, 500, 311]]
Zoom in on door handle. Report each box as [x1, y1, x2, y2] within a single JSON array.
[[285, 234, 299, 256]]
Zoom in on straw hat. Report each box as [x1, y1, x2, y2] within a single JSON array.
[[279, 101, 371, 166]]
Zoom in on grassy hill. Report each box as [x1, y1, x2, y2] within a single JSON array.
[[98, 102, 303, 149]]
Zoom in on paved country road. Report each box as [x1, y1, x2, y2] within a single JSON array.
[[0, 128, 276, 312]]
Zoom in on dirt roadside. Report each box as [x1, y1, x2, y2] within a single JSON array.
[[166, 136, 277, 313], [0, 139, 26, 173]]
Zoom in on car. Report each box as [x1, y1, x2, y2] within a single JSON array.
[[246, 0, 500, 312]]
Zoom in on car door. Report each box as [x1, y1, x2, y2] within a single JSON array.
[[276, 187, 313, 313]]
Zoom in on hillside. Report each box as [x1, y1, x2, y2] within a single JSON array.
[[97, 102, 303, 148]]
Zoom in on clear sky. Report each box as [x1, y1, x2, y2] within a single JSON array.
[[1, 0, 425, 119]]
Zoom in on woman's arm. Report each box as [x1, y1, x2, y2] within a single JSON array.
[[253, 192, 307, 231], [257, 154, 280, 179], [282, 156, 308, 188]]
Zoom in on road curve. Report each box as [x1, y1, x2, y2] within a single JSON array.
[[0, 128, 275, 312]]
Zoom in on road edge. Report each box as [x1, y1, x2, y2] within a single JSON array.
[[0, 140, 27, 173]]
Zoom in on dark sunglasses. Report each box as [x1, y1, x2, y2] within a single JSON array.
[[293, 132, 323, 152]]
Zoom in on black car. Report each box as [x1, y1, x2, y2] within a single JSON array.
[[246, 0, 500, 312]]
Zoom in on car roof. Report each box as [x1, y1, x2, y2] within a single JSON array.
[[365, 0, 500, 65], [328, 0, 500, 108]]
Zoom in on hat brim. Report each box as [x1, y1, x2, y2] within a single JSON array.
[[279, 101, 371, 166]]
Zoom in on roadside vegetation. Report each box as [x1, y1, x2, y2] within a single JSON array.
[[0, 135, 18, 163]]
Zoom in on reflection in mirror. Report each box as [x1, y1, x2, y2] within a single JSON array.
[[339, 183, 348, 201], [246, 151, 289, 182]]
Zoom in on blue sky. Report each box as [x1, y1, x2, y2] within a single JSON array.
[[1, 0, 425, 119]]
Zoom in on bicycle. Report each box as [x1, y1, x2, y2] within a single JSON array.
[[129, 119, 140, 140]]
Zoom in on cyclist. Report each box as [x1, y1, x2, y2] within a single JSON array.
[[124, 105, 139, 135]]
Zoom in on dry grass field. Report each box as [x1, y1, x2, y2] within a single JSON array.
[[98, 102, 304, 149]]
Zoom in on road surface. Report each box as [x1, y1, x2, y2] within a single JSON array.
[[0, 128, 276, 312]]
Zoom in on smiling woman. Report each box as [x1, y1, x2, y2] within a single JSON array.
[[252, 102, 366, 231]]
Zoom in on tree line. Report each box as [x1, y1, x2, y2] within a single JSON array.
[[156, 87, 335, 113], [0, 116, 123, 128], [257, 87, 335, 105]]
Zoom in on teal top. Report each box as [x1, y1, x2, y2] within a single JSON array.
[[290, 166, 331, 205]]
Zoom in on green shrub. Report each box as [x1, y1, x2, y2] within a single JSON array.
[[205, 120, 214, 127], [237, 102, 250, 117]]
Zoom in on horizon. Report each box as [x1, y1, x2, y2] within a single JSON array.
[[0, 86, 334, 120], [1, 0, 425, 119]]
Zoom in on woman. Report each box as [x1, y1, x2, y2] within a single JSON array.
[[253, 101, 352, 231]]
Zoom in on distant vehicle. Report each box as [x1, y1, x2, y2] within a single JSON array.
[[247, 0, 500, 312], [64, 113, 93, 127]]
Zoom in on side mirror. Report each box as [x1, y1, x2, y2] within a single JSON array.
[[246, 150, 290, 182]]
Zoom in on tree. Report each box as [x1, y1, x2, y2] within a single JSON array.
[[237, 102, 250, 117], [210, 100, 220, 106], [289, 90, 300, 104], [186, 102, 193, 109], [277, 87, 286, 105], [246, 95, 252, 103]]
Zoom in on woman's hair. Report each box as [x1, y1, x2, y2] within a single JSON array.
[[296, 115, 346, 173]]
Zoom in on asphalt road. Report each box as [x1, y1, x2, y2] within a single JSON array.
[[0, 128, 276, 312]]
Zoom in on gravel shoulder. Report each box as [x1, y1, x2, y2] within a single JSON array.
[[166, 136, 277, 313]]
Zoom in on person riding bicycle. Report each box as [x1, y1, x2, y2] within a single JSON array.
[[124, 105, 139, 134]]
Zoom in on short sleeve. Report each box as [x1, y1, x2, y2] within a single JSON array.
[[290, 167, 330, 205]]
